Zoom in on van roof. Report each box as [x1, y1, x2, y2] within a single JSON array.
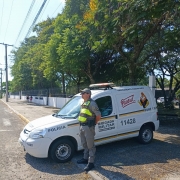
[[89, 85, 149, 95], [76, 85, 151, 99], [113, 86, 147, 91], [89, 83, 148, 91]]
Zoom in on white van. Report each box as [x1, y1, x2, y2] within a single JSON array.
[[19, 83, 159, 163]]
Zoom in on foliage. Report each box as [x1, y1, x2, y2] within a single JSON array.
[[176, 89, 180, 98], [143, 26, 180, 102], [11, 19, 58, 92], [10, 0, 180, 93], [80, 0, 180, 84]]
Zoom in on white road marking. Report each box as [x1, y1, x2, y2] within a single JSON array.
[[2, 118, 11, 126], [0, 130, 13, 132]]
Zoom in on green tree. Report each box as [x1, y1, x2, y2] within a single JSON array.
[[142, 14, 180, 103], [82, 0, 180, 84], [11, 18, 58, 92], [11, 37, 37, 91], [10, 0, 180, 93]]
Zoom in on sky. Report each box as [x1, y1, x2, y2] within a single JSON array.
[[0, 0, 65, 82]]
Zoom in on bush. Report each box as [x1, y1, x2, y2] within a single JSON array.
[[164, 102, 174, 110], [157, 102, 174, 110], [157, 102, 164, 108]]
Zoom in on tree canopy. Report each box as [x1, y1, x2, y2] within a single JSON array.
[[10, 0, 180, 95]]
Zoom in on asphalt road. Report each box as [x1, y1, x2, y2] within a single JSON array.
[[0, 101, 93, 180], [1, 98, 180, 180]]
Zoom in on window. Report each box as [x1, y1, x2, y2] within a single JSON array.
[[57, 96, 82, 118], [96, 96, 112, 117]]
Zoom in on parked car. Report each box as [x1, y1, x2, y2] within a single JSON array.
[[157, 97, 179, 105], [157, 97, 165, 103], [173, 98, 179, 105]]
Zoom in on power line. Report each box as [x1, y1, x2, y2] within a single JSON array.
[[37, 0, 50, 22], [14, 0, 36, 47], [35, 0, 63, 29], [51, 2, 62, 17], [4, 0, 14, 42], [0, 0, 5, 39], [25, 0, 48, 39]]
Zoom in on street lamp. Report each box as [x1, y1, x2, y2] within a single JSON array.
[[0, 43, 13, 102], [0, 68, 2, 99]]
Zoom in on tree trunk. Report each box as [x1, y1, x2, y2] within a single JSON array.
[[129, 63, 137, 85], [62, 72, 66, 95]]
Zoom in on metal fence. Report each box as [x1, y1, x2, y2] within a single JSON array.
[[22, 89, 48, 97], [10, 82, 147, 97], [10, 85, 87, 97]]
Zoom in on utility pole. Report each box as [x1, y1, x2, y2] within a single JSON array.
[[0, 43, 13, 102], [0, 68, 2, 99]]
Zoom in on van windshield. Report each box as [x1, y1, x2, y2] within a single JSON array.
[[56, 96, 82, 119]]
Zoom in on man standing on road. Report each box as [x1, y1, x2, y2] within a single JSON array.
[[77, 88, 101, 172]]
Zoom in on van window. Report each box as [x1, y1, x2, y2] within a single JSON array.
[[95, 96, 112, 117], [57, 96, 82, 118]]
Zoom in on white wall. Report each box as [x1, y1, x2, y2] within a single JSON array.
[[9, 95, 71, 108], [48, 97, 71, 108]]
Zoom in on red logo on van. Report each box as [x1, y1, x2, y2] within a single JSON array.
[[121, 95, 135, 108]]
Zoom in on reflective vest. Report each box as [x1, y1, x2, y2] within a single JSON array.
[[78, 100, 93, 123]]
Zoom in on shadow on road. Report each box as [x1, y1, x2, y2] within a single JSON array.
[[24, 134, 180, 180], [25, 154, 86, 176]]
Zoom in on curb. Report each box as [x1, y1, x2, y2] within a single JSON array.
[[72, 158, 103, 180], [0, 99, 30, 124]]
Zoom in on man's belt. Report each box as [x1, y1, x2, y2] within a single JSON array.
[[80, 122, 88, 126]]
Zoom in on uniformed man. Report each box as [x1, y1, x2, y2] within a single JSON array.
[[77, 88, 101, 172]]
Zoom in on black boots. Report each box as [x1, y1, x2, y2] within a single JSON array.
[[84, 163, 95, 171], [77, 158, 88, 164], [77, 158, 95, 171]]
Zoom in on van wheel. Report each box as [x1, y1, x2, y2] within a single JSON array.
[[50, 139, 75, 163], [138, 125, 153, 144]]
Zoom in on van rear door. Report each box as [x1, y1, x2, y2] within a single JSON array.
[[115, 89, 153, 135]]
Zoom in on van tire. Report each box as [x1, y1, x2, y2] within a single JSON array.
[[50, 139, 75, 163], [138, 125, 153, 144]]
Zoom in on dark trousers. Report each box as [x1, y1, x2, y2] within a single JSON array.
[[79, 125, 96, 163]]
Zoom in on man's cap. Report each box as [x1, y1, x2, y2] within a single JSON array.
[[80, 88, 91, 95]]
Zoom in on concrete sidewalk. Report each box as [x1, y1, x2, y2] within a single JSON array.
[[1, 97, 60, 123]]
